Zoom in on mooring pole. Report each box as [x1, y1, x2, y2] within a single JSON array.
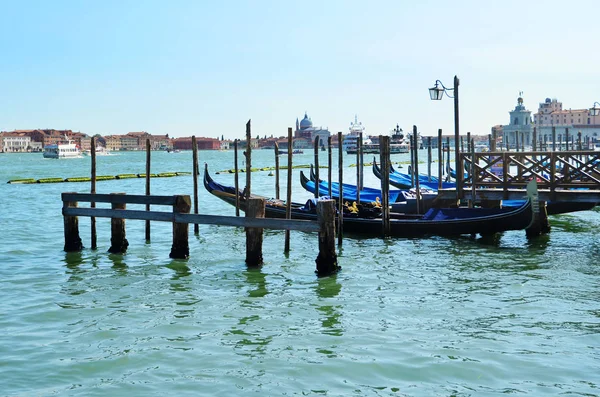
[[337, 132, 344, 247], [285, 127, 293, 253], [314, 136, 320, 198], [274, 142, 280, 200], [245, 120, 252, 199], [108, 193, 129, 254], [427, 136, 432, 182], [315, 199, 339, 277], [90, 137, 97, 250], [63, 193, 83, 252], [169, 195, 191, 259], [413, 127, 421, 214], [379, 135, 391, 237], [234, 139, 240, 217], [246, 197, 265, 267], [328, 136, 332, 199], [438, 129, 443, 191], [191, 136, 199, 235]]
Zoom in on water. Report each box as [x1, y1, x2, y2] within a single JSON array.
[[1, 150, 599, 396]]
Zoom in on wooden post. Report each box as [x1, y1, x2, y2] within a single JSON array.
[[470, 138, 476, 208], [191, 136, 199, 235], [446, 137, 451, 182], [145, 138, 153, 240], [491, 129, 497, 151], [515, 131, 519, 153], [245, 120, 252, 198], [437, 129, 443, 191], [578, 131, 582, 151], [313, 136, 320, 198], [427, 137, 432, 182], [315, 199, 339, 277], [413, 126, 421, 214], [246, 197, 264, 267], [565, 128, 569, 151], [274, 142, 280, 199], [285, 127, 293, 253], [169, 195, 191, 259], [90, 137, 97, 250], [108, 193, 129, 254], [359, 132, 364, 191], [379, 135, 391, 236], [63, 193, 83, 252], [552, 126, 557, 152], [234, 139, 240, 217], [337, 132, 344, 247], [533, 127, 537, 151], [328, 136, 332, 199]]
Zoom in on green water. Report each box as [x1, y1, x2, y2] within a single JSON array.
[[1, 150, 599, 396]]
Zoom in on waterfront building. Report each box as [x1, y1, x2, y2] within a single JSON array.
[[0, 132, 32, 152], [534, 98, 600, 145], [294, 112, 330, 149], [502, 93, 533, 148]]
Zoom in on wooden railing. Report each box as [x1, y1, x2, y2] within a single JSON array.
[[62, 193, 339, 275], [454, 150, 600, 201]]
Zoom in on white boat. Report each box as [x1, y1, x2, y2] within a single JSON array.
[[342, 115, 369, 153], [346, 124, 409, 154], [43, 137, 82, 159]]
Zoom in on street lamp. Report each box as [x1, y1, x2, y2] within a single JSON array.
[[429, 75, 460, 198], [589, 102, 600, 117]]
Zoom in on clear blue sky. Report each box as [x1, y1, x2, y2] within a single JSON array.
[[1, 0, 598, 139]]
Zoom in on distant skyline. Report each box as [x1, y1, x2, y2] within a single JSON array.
[[2, 0, 599, 139]]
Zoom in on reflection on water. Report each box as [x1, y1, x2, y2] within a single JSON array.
[[243, 268, 268, 299], [314, 275, 343, 337], [167, 261, 197, 318]]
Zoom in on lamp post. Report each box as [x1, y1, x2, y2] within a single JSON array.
[[429, 75, 460, 198]]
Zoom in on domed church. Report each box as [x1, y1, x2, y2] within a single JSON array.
[[294, 112, 330, 148]]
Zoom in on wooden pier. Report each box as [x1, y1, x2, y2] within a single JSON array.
[[62, 192, 339, 276]]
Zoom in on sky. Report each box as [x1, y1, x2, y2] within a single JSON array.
[[1, 0, 599, 139]]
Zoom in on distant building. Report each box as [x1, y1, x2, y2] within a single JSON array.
[[0, 132, 32, 152], [534, 98, 600, 144], [501, 93, 533, 148], [294, 112, 330, 149]]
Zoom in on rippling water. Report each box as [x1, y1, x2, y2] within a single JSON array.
[[1, 150, 599, 396]]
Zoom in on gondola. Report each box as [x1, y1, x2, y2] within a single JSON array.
[[372, 159, 456, 190], [204, 165, 536, 238], [304, 166, 437, 213]]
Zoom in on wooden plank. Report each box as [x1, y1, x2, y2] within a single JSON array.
[[179, 213, 321, 233], [63, 207, 323, 231], [62, 193, 178, 206]]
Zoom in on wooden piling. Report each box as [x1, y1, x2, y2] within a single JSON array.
[[437, 129, 443, 191], [379, 135, 391, 236], [90, 137, 97, 250], [108, 193, 129, 254], [427, 137, 432, 182], [63, 193, 83, 252], [285, 127, 293, 253], [552, 126, 557, 151], [274, 142, 280, 199], [491, 129, 497, 151], [145, 137, 152, 238], [413, 126, 421, 214], [533, 127, 537, 151], [515, 131, 519, 153], [234, 139, 240, 216], [470, 138, 476, 208], [246, 197, 265, 267], [314, 136, 320, 198], [337, 132, 344, 247], [169, 195, 191, 259], [245, 120, 252, 199], [328, 136, 332, 199], [191, 136, 199, 235], [446, 137, 451, 182], [315, 199, 339, 277], [359, 132, 364, 191]]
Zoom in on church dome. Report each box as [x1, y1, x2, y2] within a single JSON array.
[[299, 113, 313, 130]]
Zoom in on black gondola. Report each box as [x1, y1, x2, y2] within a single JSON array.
[[203, 165, 536, 238]]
